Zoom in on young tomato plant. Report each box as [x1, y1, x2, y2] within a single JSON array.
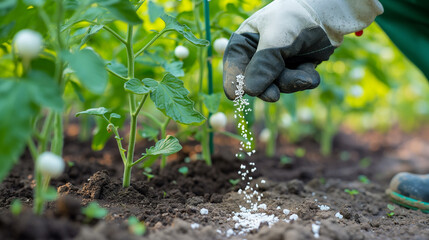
[[76, 4, 208, 187]]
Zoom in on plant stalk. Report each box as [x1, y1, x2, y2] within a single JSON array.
[[123, 25, 136, 188], [203, 0, 214, 159], [160, 118, 171, 168]]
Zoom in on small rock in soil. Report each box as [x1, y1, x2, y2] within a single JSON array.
[[287, 179, 304, 195]]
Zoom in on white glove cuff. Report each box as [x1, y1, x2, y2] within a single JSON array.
[[298, 0, 384, 46]]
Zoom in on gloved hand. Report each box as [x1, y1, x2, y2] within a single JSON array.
[[223, 0, 384, 102]]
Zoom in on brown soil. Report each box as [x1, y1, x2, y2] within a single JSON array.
[[1, 125, 429, 240]]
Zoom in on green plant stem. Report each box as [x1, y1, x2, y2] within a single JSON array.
[[102, 26, 126, 45], [203, 0, 214, 156], [131, 155, 148, 167], [160, 118, 171, 169], [321, 105, 334, 156], [111, 125, 127, 165], [134, 30, 166, 58], [34, 171, 44, 215], [39, 111, 55, 152], [123, 25, 136, 188], [106, 67, 128, 81], [265, 103, 277, 157], [51, 113, 63, 155]]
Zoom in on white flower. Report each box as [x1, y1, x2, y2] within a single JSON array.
[[213, 38, 229, 54], [297, 107, 313, 122], [259, 128, 271, 143], [349, 85, 364, 97], [209, 112, 227, 130], [13, 29, 43, 59], [280, 113, 293, 128], [37, 152, 65, 178], [174, 45, 189, 59]]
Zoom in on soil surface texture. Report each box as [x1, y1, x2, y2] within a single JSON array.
[[1, 125, 429, 240]]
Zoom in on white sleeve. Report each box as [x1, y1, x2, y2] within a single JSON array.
[[299, 0, 384, 46]]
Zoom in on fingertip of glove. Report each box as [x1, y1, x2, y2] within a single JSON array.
[[258, 84, 280, 102]]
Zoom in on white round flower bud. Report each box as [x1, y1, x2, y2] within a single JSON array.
[[213, 38, 228, 54], [259, 128, 271, 143], [297, 107, 313, 122], [13, 29, 43, 59], [37, 152, 65, 178], [174, 45, 189, 59], [349, 85, 364, 97], [209, 112, 227, 130]]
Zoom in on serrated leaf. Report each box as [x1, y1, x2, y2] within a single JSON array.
[[162, 61, 184, 77], [144, 135, 182, 157], [202, 92, 221, 113], [65, 49, 108, 94], [124, 78, 151, 95], [142, 74, 205, 125], [106, 61, 128, 79], [98, 0, 142, 25], [148, 0, 164, 23], [161, 14, 209, 46], [76, 107, 108, 117]]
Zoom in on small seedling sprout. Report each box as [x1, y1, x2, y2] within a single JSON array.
[[128, 216, 146, 236], [387, 204, 396, 217], [295, 148, 306, 158], [82, 202, 108, 222], [143, 167, 154, 181], [10, 199, 22, 216], [178, 166, 189, 176], [358, 175, 370, 184], [229, 179, 240, 186], [280, 156, 293, 165], [344, 189, 359, 196], [340, 151, 351, 161], [359, 157, 371, 168]]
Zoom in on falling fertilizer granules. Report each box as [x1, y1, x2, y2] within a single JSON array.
[[228, 74, 281, 235]]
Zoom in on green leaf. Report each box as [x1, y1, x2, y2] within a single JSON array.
[[23, 0, 45, 7], [0, 77, 63, 182], [138, 123, 159, 141], [65, 49, 108, 94], [31, 57, 56, 78], [106, 61, 128, 79], [42, 186, 58, 201], [178, 166, 188, 175], [82, 202, 108, 220], [128, 216, 146, 236], [202, 93, 221, 113], [27, 71, 64, 111], [0, 0, 16, 17], [110, 113, 121, 119], [162, 61, 184, 77], [10, 199, 22, 216], [124, 78, 151, 95], [98, 0, 142, 25], [148, 0, 164, 23], [76, 107, 108, 117], [79, 24, 104, 47], [143, 74, 205, 125], [161, 14, 209, 46], [144, 135, 182, 157]]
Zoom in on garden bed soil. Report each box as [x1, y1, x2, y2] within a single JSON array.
[[1, 125, 429, 239]]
